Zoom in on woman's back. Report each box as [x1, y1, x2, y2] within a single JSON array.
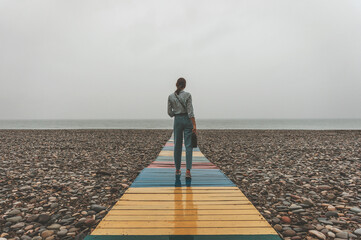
[[168, 90, 194, 119]]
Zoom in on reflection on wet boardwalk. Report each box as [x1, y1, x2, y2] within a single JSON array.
[[85, 136, 281, 240]]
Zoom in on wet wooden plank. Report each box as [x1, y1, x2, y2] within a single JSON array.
[[103, 214, 265, 221], [106, 209, 262, 216], [112, 204, 254, 210], [96, 220, 271, 229], [91, 227, 277, 236], [85, 235, 282, 240]]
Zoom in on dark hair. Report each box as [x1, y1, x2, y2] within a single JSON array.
[[175, 78, 186, 95]]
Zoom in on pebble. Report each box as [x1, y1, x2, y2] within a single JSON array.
[[41, 230, 54, 238], [274, 224, 282, 231], [350, 207, 361, 213], [281, 216, 291, 223], [90, 204, 106, 212], [11, 222, 25, 229], [283, 229, 296, 237], [335, 232, 349, 239], [47, 223, 61, 230], [7, 209, 21, 216], [325, 211, 339, 218], [37, 214, 50, 224], [309, 230, 326, 239], [327, 205, 336, 211], [57, 229, 68, 236]]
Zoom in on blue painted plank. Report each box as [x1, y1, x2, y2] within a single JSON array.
[[131, 173, 235, 187]]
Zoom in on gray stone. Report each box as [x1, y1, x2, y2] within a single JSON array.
[[325, 211, 339, 218], [7, 216, 23, 223], [57, 229, 68, 236], [354, 228, 361, 235], [21, 235, 32, 240], [38, 214, 50, 223], [350, 207, 361, 213], [292, 209, 306, 213], [20, 186, 32, 191], [335, 232, 348, 239], [289, 204, 302, 210], [7, 209, 21, 216], [11, 222, 25, 229], [47, 223, 61, 230], [318, 219, 333, 225], [90, 204, 106, 212]]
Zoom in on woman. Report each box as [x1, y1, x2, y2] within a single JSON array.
[[168, 78, 197, 178]]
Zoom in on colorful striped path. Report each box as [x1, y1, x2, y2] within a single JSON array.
[[85, 135, 282, 240]]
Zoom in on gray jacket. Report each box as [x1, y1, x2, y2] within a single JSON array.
[[168, 90, 195, 118]]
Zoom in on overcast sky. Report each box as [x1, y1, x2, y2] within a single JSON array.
[[0, 0, 360, 119]]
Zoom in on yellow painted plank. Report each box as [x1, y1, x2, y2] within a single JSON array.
[[103, 214, 265, 221], [96, 220, 271, 228], [106, 209, 261, 216], [115, 200, 251, 206], [91, 227, 277, 235], [159, 151, 204, 157], [121, 195, 247, 201], [112, 205, 254, 210]]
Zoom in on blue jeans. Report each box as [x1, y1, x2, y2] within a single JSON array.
[[173, 114, 193, 170]]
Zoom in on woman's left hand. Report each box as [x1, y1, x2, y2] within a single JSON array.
[[192, 126, 197, 134]]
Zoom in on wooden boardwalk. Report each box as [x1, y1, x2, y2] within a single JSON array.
[[85, 136, 281, 240]]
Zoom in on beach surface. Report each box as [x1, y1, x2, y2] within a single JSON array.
[[1, 129, 361, 239], [199, 130, 361, 239], [0, 130, 172, 239]]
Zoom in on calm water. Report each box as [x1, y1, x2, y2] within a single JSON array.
[[0, 119, 361, 130]]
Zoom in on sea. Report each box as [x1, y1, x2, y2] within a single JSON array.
[[0, 119, 361, 130]]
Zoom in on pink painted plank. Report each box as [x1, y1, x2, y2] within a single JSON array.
[[148, 162, 218, 169]]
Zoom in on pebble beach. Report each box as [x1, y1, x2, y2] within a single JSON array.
[[199, 130, 361, 240], [1, 129, 361, 240], [0, 130, 172, 240]]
